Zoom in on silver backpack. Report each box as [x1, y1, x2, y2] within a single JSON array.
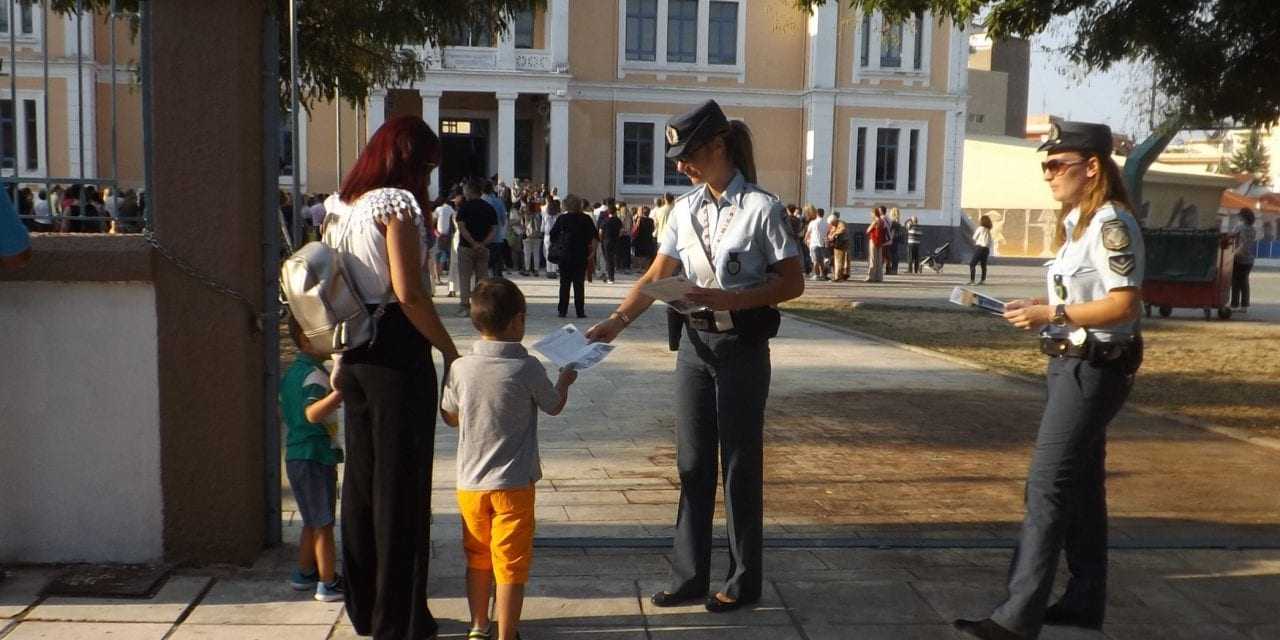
[[279, 215, 388, 355]]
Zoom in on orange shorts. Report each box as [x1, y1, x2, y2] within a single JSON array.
[[456, 485, 536, 585]]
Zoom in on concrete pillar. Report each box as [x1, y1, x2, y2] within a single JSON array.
[[548, 94, 569, 195], [419, 89, 442, 200], [807, 2, 838, 89], [367, 89, 387, 141], [548, 0, 569, 71], [803, 93, 836, 212], [151, 0, 270, 564], [497, 92, 517, 186]]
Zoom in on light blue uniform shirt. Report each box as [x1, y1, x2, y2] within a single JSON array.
[[1044, 202, 1145, 342], [483, 193, 508, 242], [657, 172, 799, 291]]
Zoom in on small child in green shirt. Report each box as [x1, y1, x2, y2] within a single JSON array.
[[281, 315, 345, 602]]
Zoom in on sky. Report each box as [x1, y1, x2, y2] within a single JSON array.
[[1024, 24, 1162, 140]]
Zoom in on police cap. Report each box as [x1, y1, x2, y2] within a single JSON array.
[[1037, 120, 1113, 156], [665, 99, 729, 160]]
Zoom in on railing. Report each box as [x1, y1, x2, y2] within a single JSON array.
[[4, 0, 148, 233]]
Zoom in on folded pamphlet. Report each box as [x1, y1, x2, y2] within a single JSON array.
[[949, 286, 1007, 316], [640, 275, 708, 315], [532, 324, 615, 371]]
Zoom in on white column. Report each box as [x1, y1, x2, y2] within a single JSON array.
[[366, 89, 387, 141], [548, 94, 570, 195], [496, 92, 518, 187], [803, 93, 835, 212], [807, 2, 838, 88], [419, 89, 442, 199], [549, 0, 569, 71]]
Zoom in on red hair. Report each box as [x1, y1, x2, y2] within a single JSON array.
[[339, 115, 441, 206]]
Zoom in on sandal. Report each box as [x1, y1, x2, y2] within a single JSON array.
[[466, 626, 491, 639]]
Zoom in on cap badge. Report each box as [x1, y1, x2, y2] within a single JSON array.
[[666, 126, 680, 145], [1047, 123, 1060, 142]]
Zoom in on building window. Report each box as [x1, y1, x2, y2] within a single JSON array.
[[849, 119, 927, 202], [445, 24, 493, 47], [708, 2, 738, 65], [514, 9, 535, 49], [0, 98, 42, 173], [23, 99, 37, 171], [278, 112, 294, 177], [623, 122, 654, 185], [856, 10, 930, 78], [875, 129, 899, 190], [854, 127, 866, 191], [440, 119, 473, 135], [666, 0, 697, 63], [0, 2, 36, 37], [620, 0, 744, 74], [626, 0, 658, 61]]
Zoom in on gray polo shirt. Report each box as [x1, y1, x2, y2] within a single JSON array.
[[442, 340, 561, 491]]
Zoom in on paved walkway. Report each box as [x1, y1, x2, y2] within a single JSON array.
[[3, 272, 1277, 639]]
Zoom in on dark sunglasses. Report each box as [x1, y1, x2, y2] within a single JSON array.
[[1041, 159, 1086, 176]]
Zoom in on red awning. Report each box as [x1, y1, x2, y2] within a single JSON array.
[[1221, 189, 1280, 213]]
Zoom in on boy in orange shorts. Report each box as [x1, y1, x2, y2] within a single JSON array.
[[441, 278, 577, 640]]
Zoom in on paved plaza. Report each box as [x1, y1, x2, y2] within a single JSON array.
[[3, 269, 1278, 639]]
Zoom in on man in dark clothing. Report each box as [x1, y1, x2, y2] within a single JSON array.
[[549, 194, 597, 318], [598, 206, 623, 284], [454, 181, 499, 315]]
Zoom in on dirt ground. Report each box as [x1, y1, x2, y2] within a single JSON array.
[[782, 298, 1280, 439]]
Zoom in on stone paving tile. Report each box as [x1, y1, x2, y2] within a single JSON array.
[[648, 626, 805, 639], [503, 628, 647, 639], [0, 570, 54, 619], [909, 581, 1008, 623], [1103, 579, 1221, 625], [563, 504, 675, 523], [168, 624, 334, 639], [180, 579, 343, 626], [538, 490, 630, 506], [777, 580, 943, 626], [530, 553, 669, 578], [2, 621, 172, 639], [26, 576, 209, 624], [1164, 574, 1280, 624], [803, 624, 963, 640], [519, 578, 644, 627], [1103, 623, 1252, 640]]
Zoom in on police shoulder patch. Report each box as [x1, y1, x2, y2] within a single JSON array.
[[1101, 219, 1131, 251], [1109, 253, 1136, 276]]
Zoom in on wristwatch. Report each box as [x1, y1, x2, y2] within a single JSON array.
[[1051, 304, 1069, 326]]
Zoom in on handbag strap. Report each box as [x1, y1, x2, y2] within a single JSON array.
[[331, 201, 395, 321]]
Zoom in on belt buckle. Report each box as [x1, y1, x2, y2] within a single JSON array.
[[688, 312, 714, 332]]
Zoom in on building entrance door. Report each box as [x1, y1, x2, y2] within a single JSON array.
[[440, 118, 489, 191]]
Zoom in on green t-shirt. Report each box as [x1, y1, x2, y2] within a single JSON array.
[[280, 353, 341, 465]]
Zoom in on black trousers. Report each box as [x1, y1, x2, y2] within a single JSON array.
[[488, 241, 506, 277], [558, 263, 587, 316], [601, 241, 618, 281], [908, 244, 921, 273], [336, 306, 438, 639], [970, 246, 990, 282], [1231, 260, 1253, 308], [670, 330, 769, 602], [887, 241, 902, 274], [992, 356, 1131, 638]]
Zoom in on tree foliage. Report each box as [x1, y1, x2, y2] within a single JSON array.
[[1225, 129, 1272, 186], [50, 0, 542, 107], [793, 0, 1280, 128]]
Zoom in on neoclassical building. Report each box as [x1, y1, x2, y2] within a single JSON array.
[[294, 0, 970, 229]]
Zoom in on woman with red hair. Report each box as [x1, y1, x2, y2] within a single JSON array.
[[325, 115, 459, 639]]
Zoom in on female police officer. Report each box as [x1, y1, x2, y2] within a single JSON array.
[[585, 100, 804, 613], [955, 121, 1145, 640]]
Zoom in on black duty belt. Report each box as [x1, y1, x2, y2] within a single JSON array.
[[1039, 337, 1136, 364]]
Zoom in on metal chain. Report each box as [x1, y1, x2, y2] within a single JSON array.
[[143, 229, 267, 333]]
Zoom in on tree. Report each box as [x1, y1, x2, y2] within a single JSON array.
[[51, 0, 542, 107], [794, 0, 1280, 128], [1225, 129, 1272, 186]]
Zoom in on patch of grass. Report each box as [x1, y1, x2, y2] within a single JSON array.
[[783, 298, 1280, 437]]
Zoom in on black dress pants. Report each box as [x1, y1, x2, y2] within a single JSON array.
[[669, 330, 769, 602], [336, 305, 438, 639], [601, 241, 618, 281], [970, 246, 990, 283], [558, 263, 587, 316], [1231, 260, 1253, 308]]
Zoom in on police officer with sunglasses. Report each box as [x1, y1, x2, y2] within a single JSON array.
[[955, 121, 1145, 640], [585, 100, 804, 613]]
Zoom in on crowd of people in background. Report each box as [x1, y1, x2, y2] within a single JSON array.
[[790, 202, 937, 283], [9, 183, 145, 234]]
